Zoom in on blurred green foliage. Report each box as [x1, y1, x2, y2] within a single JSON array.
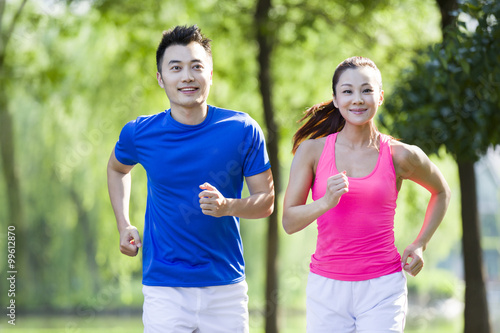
[[0, 0, 471, 331], [381, 0, 500, 162]]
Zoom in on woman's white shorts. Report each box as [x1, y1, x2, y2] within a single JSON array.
[[306, 271, 407, 333]]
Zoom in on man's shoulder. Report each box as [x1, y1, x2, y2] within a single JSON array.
[[123, 111, 167, 132], [212, 106, 247, 119], [210, 106, 258, 127], [134, 111, 167, 125]]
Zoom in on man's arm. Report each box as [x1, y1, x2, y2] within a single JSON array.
[[199, 168, 274, 219], [107, 149, 142, 256]]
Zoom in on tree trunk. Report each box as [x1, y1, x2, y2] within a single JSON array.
[[0, 75, 30, 302], [436, 0, 491, 331], [70, 188, 100, 293], [0, 82, 24, 238], [436, 0, 459, 33], [0, 0, 29, 304], [457, 162, 491, 333], [255, 0, 280, 331], [0, 90, 22, 230]]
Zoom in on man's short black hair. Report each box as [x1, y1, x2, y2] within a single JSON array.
[[156, 25, 212, 74]]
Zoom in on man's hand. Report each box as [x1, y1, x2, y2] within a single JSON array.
[[199, 182, 229, 217], [119, 225, 142, 257]]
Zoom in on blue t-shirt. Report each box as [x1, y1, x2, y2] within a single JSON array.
[[114, 105, 271, 287]]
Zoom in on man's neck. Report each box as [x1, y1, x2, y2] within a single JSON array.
[[170, 103, 209, 125]]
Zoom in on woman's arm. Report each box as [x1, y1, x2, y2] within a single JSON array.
[[282, 139, 349, 234], [393, 142, 451, 276]]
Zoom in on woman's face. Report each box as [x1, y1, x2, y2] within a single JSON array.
[[332, 67, 384, 127]]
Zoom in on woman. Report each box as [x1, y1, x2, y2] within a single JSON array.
[[282, 56, 451, 332]]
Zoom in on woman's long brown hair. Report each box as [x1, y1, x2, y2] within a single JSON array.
[[291, 56, 382, 154], [291, 100, 345, 154]]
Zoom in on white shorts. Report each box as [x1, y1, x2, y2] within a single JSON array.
[[306, 271, 407, 333], [142, 281, 249, 333]]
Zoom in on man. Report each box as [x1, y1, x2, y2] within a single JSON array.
[[107, 25, 274, 333]]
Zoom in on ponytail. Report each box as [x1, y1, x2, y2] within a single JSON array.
[[291, 100, 345, 154]]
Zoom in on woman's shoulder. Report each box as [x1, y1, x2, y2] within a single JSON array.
[[294, 136, 328, 165], [390, 139, 425, 158], [297, 136, 328, 152], [389, 139, 428, 178]]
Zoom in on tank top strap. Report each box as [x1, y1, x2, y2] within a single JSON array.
[[316, 132, 338, 173], [379, 133, 392, 146], [312, 133, 338, 201], [378, 133, 396, 178], [379, 133, 392, 155], [326, 133, 338, 152]]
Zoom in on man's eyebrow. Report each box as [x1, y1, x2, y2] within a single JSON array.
[[168, 59, 203, 65]]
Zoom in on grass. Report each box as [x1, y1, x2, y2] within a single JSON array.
[[0, 313, 463, 333], [0, 314, 143, 333]]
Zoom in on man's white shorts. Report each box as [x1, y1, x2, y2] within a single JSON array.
[[143, 281, 249, 333], [306, 271, 407, 333]]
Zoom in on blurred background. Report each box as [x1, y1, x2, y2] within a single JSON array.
[[0, 0, 499, 332]]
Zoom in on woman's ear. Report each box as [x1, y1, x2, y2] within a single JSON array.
[[332, 94, 338, 108], [378, 90, 384, 106]]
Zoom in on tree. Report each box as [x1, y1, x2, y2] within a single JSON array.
[[381, 1, 499, 331], [254, 1, 280, 332], [0, 0, 27, 243], [0, 0, 30, 303]]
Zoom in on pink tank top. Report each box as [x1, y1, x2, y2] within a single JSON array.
[[311, 132, 402, 281]]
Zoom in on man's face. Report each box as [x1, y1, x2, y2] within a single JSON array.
[[157, 42, 213, 112]]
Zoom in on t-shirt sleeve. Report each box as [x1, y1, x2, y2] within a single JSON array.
[[242, 117, 271, 177], [114, 120, 139, 166]]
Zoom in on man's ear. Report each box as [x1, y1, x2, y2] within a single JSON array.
[[157, 72, 164, 89]]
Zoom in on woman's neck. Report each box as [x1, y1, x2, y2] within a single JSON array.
[[337, 123, 379, 150]]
